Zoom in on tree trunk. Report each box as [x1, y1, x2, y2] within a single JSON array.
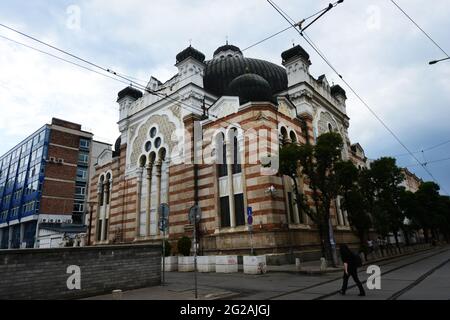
[[359, 230, 367, 261], [423, 228, 429, 243], [402, 227, 410, 246], [393, 230, 400, 253], [292, 177, 303, 224]]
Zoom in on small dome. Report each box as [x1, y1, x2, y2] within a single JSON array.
[[176, 45, 206, 64], [204, 57, 287, 97], [213, 43, 243, 57], [227, 73, 273, 105], [117, 86, 143, 102], [281, 45, 310, 64], [112, 136, 121, 158], [331, 85, 347, 99]]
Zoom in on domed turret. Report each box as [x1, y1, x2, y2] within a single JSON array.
[[227, 73, 274, 105], [176, 45, 206, 64], [117, 86, 143, 102], [112, 136, 121, 158], [281, 45, 310, 64], [213, 43, 243, 59]]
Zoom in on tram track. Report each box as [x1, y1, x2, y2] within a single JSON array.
[[265, 247, 448, 300]]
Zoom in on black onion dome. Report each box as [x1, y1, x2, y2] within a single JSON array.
[[227, 73, 273, 105], [112, 136, 121, 158], [331, 84, 347, 99], [213, 44, 243, 56], [281, 45, 310, 63], [176, 45, 206, 64], [117, 86, 143, 102], [204, 57, 287, 97]]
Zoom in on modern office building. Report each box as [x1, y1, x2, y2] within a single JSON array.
[[0, 118, 110, 249]]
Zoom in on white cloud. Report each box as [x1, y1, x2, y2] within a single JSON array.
[[0, 0, 449, 190]]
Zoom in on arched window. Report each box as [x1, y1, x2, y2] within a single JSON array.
[[290, 131, 297, 144], [280, 127, 288, 145], [216, 133, 227, 177], [328, 123, 333, 133], [230, 128, 241, 174]]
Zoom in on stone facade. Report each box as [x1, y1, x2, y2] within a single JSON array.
[[87, 44, 364, 257]]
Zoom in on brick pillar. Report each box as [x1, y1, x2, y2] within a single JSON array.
[[135, 167, 143, 239], [155, 161, 162, 236], [95, 185, 101, 242], [145, 164, 153, 237], [168, 113, 202, 237]]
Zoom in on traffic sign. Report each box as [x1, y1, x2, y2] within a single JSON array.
[[159, 203, 170, 219], [247, 207, 253, 225], [159, 218, 168, 232], [189, 205, 202, 224]]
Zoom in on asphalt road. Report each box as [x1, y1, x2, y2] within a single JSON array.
[[163, 246, 450, 300]]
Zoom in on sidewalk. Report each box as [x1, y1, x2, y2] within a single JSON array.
[[268, 260, 342, 274], [85, 284, 239, 300], [268, 244, 433, 275]]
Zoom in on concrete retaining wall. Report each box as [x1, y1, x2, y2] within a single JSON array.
[[0, 244, 161, 300]]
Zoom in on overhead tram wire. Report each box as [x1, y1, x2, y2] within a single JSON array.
[[405, 156, 450, 168], [0, 34, 131, 86], [390, 0, 450, 59], [0, 4, 332, 126], [391, 139, 450, 157], [0, 29, 213, 118], [156, 5, 333, 93], [0, 22, 209, 116], [266, 0, 449, 195]]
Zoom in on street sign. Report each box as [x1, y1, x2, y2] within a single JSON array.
[[159, 218, 168, 232], [159, 203, 170, 219], [189, 205, 202, 224], [247, 207, 253, 225]]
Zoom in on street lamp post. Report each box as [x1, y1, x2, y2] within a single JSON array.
[[429, 57, 450, 65]]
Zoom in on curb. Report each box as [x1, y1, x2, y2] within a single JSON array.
[[268, 245, 436, 275]]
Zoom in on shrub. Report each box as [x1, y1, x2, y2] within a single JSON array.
[[177, 236, 192, 256], [163, 240, 172, 257]]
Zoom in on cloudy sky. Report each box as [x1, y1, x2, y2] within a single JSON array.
[[0, 0, 449, 193]]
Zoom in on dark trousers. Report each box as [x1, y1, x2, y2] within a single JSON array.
[[341, 269, 366, 295]]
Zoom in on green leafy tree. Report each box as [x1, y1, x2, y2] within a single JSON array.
[[295, 132, 344, 265], [177, 236, 192, 256], [336, 161, 373, 249], [411, 182, 442, 243], [438, 196, 450, 242], [370, 157, 406, 249]]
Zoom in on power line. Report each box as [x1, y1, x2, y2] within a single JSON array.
[[390, 0, 449, 58], [159, 4, 336, 94], [405, 156, 450, 168], [0, 23, 217, 119], [266, 0, 449, 195], [0, 34, 131, 85], [392, 139, 450, 157]]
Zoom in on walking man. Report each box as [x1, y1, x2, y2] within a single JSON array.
[[339, 244, 366, 296]]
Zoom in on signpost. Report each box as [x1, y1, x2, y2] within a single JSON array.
[[247, 207, 254, 255], [159, 203, 169, 286], [189, 205, 202, 299]]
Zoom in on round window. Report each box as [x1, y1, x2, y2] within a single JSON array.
[[145, 141, 152, 152], [150, 127, 157, 138], [154, 137, 162, 149]]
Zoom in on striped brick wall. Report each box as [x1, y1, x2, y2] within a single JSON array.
[[86, 102, 358, 254]]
